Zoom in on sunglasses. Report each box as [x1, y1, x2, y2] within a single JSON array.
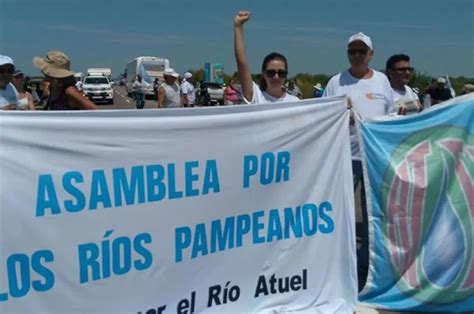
[[265, 69, 288, 78], [393, 67, 414, 73], [347, 49, 369, 56], [0, 68, 14, 74]]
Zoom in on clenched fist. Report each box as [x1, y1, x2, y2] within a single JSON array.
[[234, 11, 251, 27]]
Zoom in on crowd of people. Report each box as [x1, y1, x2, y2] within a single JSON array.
[[231, 10, 471, 293], [0, 9, 472, 301], [1, 15, 472, 112]]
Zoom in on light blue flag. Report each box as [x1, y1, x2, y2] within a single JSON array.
[[358, 94, 474, 312]]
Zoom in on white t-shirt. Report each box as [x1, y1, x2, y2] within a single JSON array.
[[180, 81, 195, 105], [323, 69, 396, 159], [0, 83, 19, 109], [392, 85, 420, 113], [244, 82, 299, 104]]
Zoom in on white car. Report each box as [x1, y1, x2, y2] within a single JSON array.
[[197, 81, 224, 106], [82, 76, 114, 104]]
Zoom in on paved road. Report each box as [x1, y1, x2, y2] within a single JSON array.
[[96, 86, 158, 110]]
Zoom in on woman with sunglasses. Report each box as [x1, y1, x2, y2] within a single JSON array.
[[234, 11, 299, 104]]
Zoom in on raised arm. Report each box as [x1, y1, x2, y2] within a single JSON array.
[[234, 11, 253, 102]]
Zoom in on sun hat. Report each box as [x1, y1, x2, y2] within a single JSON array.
[[33, 51, 75, 78], [313, 83, 322, 90], [0, 55, 14, 67], [164, 68, 179, 78], [348, 32, 373, 50]]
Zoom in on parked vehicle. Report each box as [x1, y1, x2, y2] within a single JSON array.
[[125, 56, 170, 97], [196, 81, 224, 106], [82, 75, 114, 104]]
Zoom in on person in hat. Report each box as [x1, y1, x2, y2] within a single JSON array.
[[33, 51, 96, 110], [11, 70, 35, 110], [157, 68, 181, 108], [180, 72, 196, 107], [427, 77, 453, 105], [234, 10, 299, 104], [323, 32, 396, 292], [0, 55, 19, 110], [313, 83, 324, 98], [385, 54, 422, 115], [462, 83, 474, 95]]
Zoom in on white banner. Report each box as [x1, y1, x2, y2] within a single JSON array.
[[0, 97, 356, 313]]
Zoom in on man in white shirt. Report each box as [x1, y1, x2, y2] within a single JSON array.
[[0, 55, 18, 110], [323, 32, 396, 292], [158, 68, 181, 108], [385, 54, 422, 115], [181, 72, 196, 107]]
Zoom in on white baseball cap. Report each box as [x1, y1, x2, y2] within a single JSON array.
[[184, 72, 192, 79], [164, 68, 179, 78], [348, 32, 373, 50], [437, 77, 447, 84], [0, 55, 14, 67]]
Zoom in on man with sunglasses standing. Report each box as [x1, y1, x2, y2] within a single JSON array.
[[386, 54, 422, 115], [323, 32, 395, 292], [0, 55, 19, 110]]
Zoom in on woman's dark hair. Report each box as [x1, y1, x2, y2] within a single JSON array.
[[259, 52, 288, 91], [48, 75, 76, 103]]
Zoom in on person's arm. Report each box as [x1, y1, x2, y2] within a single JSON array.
[[181, 84, 189, 106], [27, 92, 35, 110], [65, 86, 97, 110], [234, 11, 253, 102], [182, 94, 189, 107], [157, 86, 165, 108]]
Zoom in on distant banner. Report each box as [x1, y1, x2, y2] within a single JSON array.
[[0, 97, 356, 313], [358, 94, 474, 312]]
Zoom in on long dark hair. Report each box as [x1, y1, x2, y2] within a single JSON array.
[[259, 52, 288, 91], [48, 75, 76, 104]]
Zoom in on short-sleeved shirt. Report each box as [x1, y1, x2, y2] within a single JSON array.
[[244, 82, 299, 104], [132, 80, 145, 94], [323, 69, 396, 160], [0, 83, 19, 109], [180, 81, 195, 104], [393, 85, 420, 114]]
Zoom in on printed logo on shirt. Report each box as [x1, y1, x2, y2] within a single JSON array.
[[365, 93, 386, 101]]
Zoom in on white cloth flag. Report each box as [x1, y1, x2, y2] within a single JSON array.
[[0, 97, 356, 313]]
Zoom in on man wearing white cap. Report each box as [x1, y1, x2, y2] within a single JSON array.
[[181, 72, 196, 107], [0, 55, 19, 110], [158, 68, 181, 108], [323, 32, 396, 292]]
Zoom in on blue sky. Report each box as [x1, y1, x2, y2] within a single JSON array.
[[1, 0, 473, 78]]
